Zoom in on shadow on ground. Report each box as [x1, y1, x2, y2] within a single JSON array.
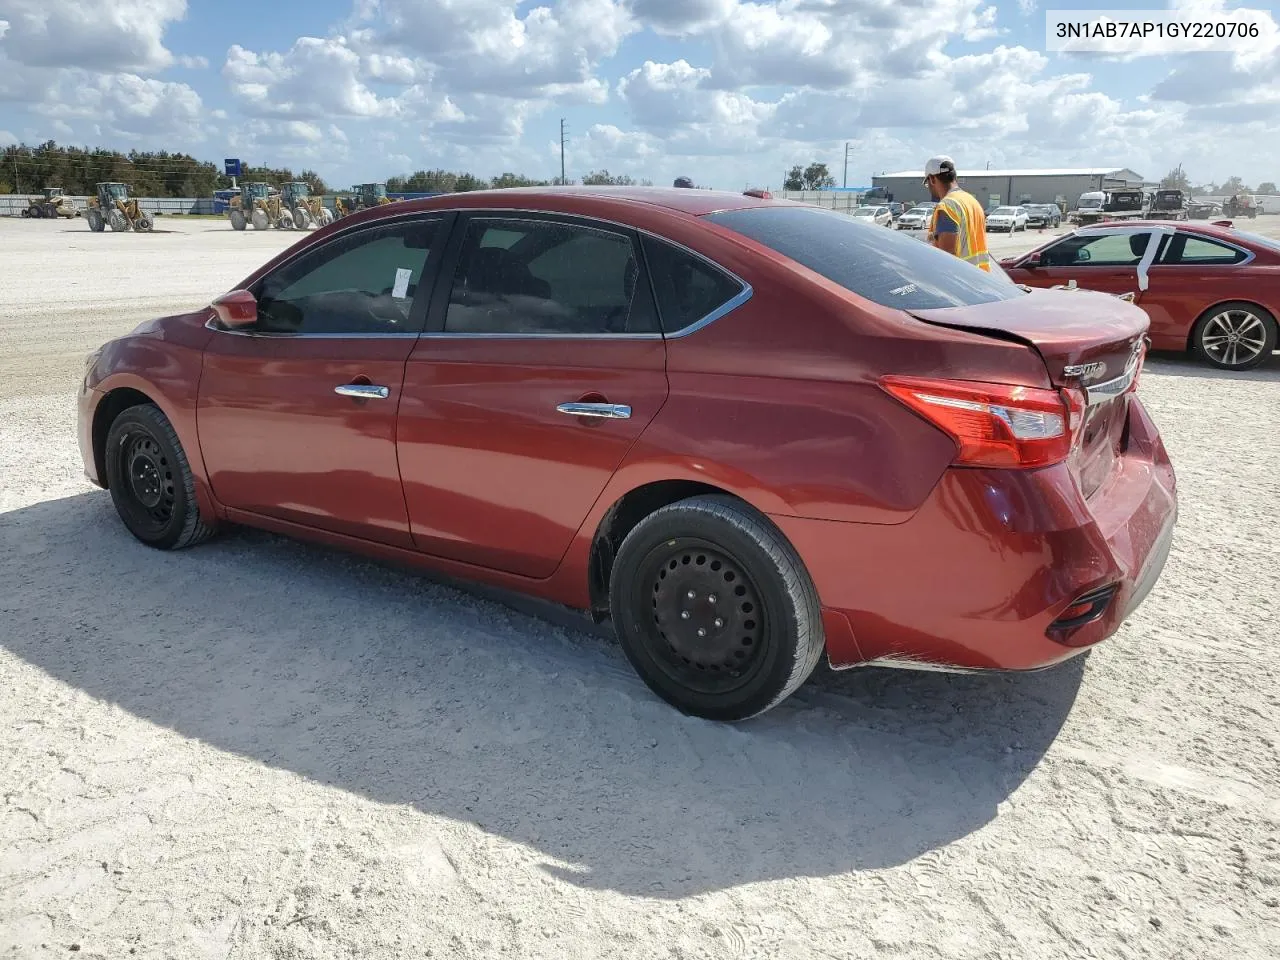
[[0, 492, 1085, 898], [1146, 351, 1280, 381]]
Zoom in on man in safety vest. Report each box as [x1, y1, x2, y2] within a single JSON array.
[[923, 155, 992, 272]]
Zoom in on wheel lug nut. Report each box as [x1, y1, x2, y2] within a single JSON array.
[[708, 594, 717, 604], [680, 611, 691, 620], [714, 618, 724, 629], [696, 628, 707, 638], [686, 590, 696, 600]]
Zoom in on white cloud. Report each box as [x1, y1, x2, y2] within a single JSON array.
[[177, 54, 209, 69], [0, 128, 16, 146], [224, 38, 403, 118], [0, 0, 186, 72]]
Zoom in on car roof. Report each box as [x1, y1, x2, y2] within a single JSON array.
[[386, 185, 779, 218], [1078, 219, 1239, 237]]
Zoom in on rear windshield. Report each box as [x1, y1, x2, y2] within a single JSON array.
[[705, 204, 1025, 310]]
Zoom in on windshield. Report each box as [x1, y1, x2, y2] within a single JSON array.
[[853, 207, 877, 215], [706, 204, 1025, 311], [906, 207, 930, 215], [106, 184, 127, 198], [992, 207, 1018, 215]]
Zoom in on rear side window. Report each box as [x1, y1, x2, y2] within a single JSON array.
[[641, 235, 745, 334], [704, 205, 1024, 311], [444, 218, 657, 335], [1160, 234, 1247, 265]]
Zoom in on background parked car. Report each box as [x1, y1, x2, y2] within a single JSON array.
[[896, 206, 934, 230], [1024, 204, 1062, 229], [987, 206, 1029, 232], [1000, 219, 1280, 370], [852, 205, 893, 227]]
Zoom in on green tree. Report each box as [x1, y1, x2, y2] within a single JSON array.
[[783, 165, 805, 191], [803, 162, 835, 190], [1220, 175, 1248, 195], [1160, 164, 1190, 191], [491, 172, 551, 188], [1257, 181, 1277, 195], [581, 169, 637, 186]]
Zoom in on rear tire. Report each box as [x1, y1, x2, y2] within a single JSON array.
[[608, 495, 824, 722], [1191, 301, 1277, 371], [251, 208, 269, 231], [104, 404, 216, 550]]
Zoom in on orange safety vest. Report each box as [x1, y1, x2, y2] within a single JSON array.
[[929, 188, 992, 271]]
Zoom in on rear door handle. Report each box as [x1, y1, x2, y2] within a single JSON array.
[[556, 402, 631, 419], [335, 383, 390, 399]]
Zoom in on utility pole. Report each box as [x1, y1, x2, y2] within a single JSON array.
[[843, 141, 852, 189], [559, 118, 568, 186]]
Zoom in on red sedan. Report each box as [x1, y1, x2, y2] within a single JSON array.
[[80, 188, 1177, 721], [1001, 219, 1280, 370]]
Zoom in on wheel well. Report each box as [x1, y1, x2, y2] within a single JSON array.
[[92, 388, 155, 487], [587, 479, 741, 622], [1186, 299, 1277, 352]]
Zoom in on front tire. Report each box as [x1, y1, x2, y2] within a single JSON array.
[[1191, 302, 1277, 370], [104, 405, 216, 550], [608, 495, 824, 722], [229, 208, 247, 231], [86, 209, 104, 232]]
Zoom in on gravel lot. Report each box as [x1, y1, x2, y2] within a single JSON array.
[[2, 215, 1278, 960]]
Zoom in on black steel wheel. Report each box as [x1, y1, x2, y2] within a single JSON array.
[[104, 404, 215, 550], [1191, 301, 1277, 371], [609, 495, 824, 721]]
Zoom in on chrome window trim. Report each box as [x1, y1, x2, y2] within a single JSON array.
[[204, 205, 754, 343], [427, 211, 753, 342], [203, 321, 421, 340]]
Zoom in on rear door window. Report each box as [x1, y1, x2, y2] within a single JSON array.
[[443, 218, 658, 335], [704, 205, 1024, 311], [1159, 234, 1247, 265]]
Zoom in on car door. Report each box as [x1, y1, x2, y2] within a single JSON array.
[[197, 213, 452, 547], [1139, 230, 1250, 350], [1026, 228, 1161, 295], [396, 212, 669, 578]]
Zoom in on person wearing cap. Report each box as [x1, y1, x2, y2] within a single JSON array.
[[923, 156, 992, 272]]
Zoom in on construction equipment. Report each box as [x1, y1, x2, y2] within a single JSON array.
[[1223, 194, 1258, 219], [22, 187, 79, 219], [279, 182, 334, 229], [85, 183, 153, 232], [228, 182, 294, 230], [335, 182, 393, 218]]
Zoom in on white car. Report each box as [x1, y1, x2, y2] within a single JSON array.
[[852, 205, 893, 227], [896, 206, 934, 230], [987, 205, 1029, 232]]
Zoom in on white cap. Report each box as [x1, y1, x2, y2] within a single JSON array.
[[924, 155, 956, 177]]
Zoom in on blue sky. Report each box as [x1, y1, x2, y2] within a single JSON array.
[[2, 0, 1279, 191]]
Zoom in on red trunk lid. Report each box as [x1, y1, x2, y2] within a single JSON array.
[[909, 288, 1149, 498]]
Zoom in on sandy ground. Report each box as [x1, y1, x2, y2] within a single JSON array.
[[1, 215, 1278, 960]]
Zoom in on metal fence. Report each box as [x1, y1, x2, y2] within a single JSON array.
[[778, 190, 866, 212], [0, 195, 220, 217]]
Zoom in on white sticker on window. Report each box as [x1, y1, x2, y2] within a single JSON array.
[[392, 267, 412, 299]]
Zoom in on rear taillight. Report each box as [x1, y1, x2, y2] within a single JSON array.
[[881, 376, 1075, 469]]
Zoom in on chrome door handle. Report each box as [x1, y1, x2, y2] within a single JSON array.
[[556, 402, 631, 420], [335, 383, 390, 399]]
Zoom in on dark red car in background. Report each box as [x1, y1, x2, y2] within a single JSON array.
[[80, 188, 1177, 721], [1001, 220, 1280, 370]]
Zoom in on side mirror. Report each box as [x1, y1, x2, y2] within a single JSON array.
[[211, 289, 258, 329], [1023, 252, 1042, 268]]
